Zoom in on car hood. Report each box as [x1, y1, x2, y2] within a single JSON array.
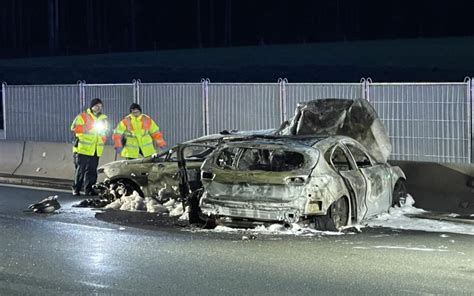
[[277, 98, 391, 163]]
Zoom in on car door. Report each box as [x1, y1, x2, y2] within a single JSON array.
[[328, 144, 367, 221], [343, 142, 391, 218], [147, 149, 180, 196]]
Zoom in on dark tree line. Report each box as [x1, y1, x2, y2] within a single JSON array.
[[0, 0, 473, 58]]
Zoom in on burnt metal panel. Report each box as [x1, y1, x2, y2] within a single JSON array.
[[285, 83, 363, 120]]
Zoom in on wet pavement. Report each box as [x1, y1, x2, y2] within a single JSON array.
[[0, 184, 473, 295]]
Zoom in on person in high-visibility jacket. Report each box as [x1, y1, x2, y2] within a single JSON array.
[[70, 98, 108, 196], [112, 103, 166, 159]]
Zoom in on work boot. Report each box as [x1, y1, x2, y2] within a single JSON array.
[[72, 187, 81, 196]]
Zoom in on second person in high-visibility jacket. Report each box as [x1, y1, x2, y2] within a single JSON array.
[[112, 103, 167, 159]]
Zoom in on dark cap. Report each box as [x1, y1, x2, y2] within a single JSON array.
[[90, 98, 103, 109], [129, 103, 142, 112]]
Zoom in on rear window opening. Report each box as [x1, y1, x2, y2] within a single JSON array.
[[216, 147, 305, 172]]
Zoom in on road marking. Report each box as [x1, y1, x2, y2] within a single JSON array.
[[0, 213, 117, 231], [0, 183, 70, 193]]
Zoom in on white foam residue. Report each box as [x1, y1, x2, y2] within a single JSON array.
[[105, 191, 171, 213], [353, 246, 449, 252], [365, 195, 474, 236]]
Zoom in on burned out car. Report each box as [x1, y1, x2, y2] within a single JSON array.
[[96, 134, 224, 200], [197, 99, 407, 231]]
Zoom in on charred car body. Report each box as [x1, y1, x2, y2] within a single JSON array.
[[96, 131, 273, 201], [198, 99, 407, 230], [198, 135, 406, 230], [97, 98, 407, 231]]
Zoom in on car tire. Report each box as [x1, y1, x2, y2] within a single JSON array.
[[314, 197, 349, 231], [392, 180, 408, 207]]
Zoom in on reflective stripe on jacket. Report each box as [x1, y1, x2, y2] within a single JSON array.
[[70, 108, 108, 157], [112, 114, 161, 159]]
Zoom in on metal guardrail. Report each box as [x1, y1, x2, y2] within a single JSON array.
[[1, 79, 472, 164]]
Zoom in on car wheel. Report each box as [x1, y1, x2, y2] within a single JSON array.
[[314, 197, 349, 231], [392, 180, 408, 207]]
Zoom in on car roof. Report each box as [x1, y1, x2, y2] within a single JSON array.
[[222, 134, 328, 147]]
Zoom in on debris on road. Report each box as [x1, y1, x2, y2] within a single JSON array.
[[26, 195, 61, 213]]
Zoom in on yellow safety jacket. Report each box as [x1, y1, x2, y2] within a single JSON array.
[[112, 114, 165, 159], [70, 108, 108, 157]]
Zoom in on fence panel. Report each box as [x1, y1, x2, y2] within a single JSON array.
[[369, 83, 470, 163], [4, 84, 80, 142], [285, 83, 363, 119], [207, 83, 280, 134], [83, 84, 135, 135], [139, 83, 203, 147], [2, 81, 472, 164]]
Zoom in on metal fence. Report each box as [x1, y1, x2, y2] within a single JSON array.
[[207, 82, 281, 134], [370, 82, 470, 163], [139, 82, 204, 147], [1, 78, 472, 164], [3, 84, 80, 142]]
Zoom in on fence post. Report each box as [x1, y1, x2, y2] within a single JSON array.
[[133, 79, 141, 104], [201, 78, 210, 136], [361, 77, 372, 101], [78, 80, 86, 110], [466, 77, 473, 163], [278, 78, 288, 123], [2, 82, 7, 139]]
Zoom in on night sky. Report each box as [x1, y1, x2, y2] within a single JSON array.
[[1, 0, 474, 58]]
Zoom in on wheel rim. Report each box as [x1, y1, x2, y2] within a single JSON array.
[[330, 198, 349, 230]]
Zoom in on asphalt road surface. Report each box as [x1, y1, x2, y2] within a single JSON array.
[[0, 185, 473, 295]]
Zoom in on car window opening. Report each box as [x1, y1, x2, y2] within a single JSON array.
[[217, 148, 305, 172], [330, 147, 352, 172], [346, 144, 372, 168]]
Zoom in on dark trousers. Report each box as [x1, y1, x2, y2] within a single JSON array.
[[73, 153, 99, 193]]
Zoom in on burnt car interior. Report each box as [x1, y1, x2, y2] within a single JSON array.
[[224, 148, 305, 172], [346, 144, 373, 168], [152, 145, 216, 163], [328, 146, 352, 172]]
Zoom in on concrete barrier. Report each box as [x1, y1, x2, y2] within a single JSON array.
[[0, 140, 25, 175], [14, 141, 76, 180], [392, 161, 474, 215], [13, 142, 118, 181], [99, 145, 118, 167]]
